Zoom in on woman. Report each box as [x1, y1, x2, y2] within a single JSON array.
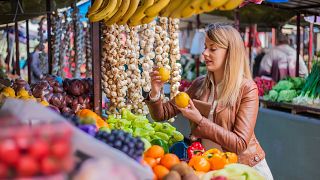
[[146, 23, 273, 180]]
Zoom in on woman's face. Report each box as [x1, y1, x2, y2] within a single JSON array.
[[202, 36, 227, 73]]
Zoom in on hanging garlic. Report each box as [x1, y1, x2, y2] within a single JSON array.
[[169, 18, 182, 99], [52, 11, 62, 76], [59, 12, 70, 78]]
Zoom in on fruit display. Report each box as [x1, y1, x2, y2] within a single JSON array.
[[293, 61, 320, 106], [254, 77, 275, 96], [143, 145, 181, 179], [95, 129, 145, 160], [0, 121, 73, 179], [263, 77, 305, 103], [87, 0, 244, 25], [201, 164, 265, 180], [107, 109, 184, 148]]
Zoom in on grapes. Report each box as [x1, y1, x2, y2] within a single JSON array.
[[94, 129, 144, 160]]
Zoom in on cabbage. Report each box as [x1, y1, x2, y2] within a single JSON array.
[[277, 90, 297, 102]]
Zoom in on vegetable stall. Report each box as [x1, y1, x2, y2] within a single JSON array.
[[0, 0, 269, 180]]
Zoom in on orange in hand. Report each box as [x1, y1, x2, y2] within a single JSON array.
[[208, 153, 227, 170], [153, 165, 169, 179], [144, 145, 165, 159], [188, 156, 210, 172], [160, 153, 180, 169]]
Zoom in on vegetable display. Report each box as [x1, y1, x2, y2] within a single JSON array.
[[293, 61, 320, 106], [254, 77, 275, 96], [263, 77, 305, 103]]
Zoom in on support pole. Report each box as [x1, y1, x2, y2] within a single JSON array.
[[91, 21, 102, 115], [46, 0, 52, 74], [26, 20, 31, 84], [308, 23, 313, 73], [6, 25, 10, 72], [196, 15, 200, 77], [271, 28, 276, 47], [15, 21, 20, 76], [296, 13, 301, 77]]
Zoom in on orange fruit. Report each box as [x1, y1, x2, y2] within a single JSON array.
[[160, 153, 180, 169], [225, 152, 238, 164], [174, 92, 190, 108], [158, 67, 170, 82], [144, 145, 165, 159], [188, 156, 210, 172], [144, 157, 157, 168], [153, 165, 169, 179], [208, 153, 227, 170]]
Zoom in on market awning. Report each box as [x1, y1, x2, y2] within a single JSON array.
[[263, 0, 320, 16], [0, 0, 81, 25]]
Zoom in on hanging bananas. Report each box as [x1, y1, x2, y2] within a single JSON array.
[[88, 0, 243, 25]]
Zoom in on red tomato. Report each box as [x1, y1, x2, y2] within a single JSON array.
[[0, 139, 20, 165], [41, 157, 60, 175], [0, 163, 8, 178], [17, 156, 39, 177], [14, 128, 32, 150], [51, 140, 70, 159], [30, 140, 50, 159]]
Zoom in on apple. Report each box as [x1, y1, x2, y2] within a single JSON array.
[[17, 156, 39, 177], [30, 139, 50, 159], [51, 140, 70, 159], [0, 139, 20, 165], [41, 157, 60, 175], [0, 163, 8, 178]]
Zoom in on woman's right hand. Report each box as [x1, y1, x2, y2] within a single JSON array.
[[150, 67, 164, 98]]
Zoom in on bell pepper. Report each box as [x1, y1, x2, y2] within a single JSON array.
[[151, 139, 169, 153], [187, 142, 205, 160], [203, 148, 222, 160]]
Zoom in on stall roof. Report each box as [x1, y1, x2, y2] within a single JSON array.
[[0, 0, 81, 25], [262, 0, 320, 16]]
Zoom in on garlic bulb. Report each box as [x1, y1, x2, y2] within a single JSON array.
[[169, 18, 182, 99], [52, 11, 62, 76]]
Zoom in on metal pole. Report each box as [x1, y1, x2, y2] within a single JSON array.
[[46, 0, 52, 74], [308, 23, 313, 73], [15, 21, 20, 76], [91, 21, 102, 115], [296, 13, 301, 77], [6, 25, 10, 72], [196, 15, 200, 77], [26, 20, 31, 84]]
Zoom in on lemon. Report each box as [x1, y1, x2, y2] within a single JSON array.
[[158, 67, 170, 82], [2, 87, 15, 97], [17, 88, 29, 98], [175, 92, 190, 108]]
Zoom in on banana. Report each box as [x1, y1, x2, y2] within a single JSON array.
[[117, 0, 140, 25], [170, 0, 193, 18], [103, 0, 123, 22], [88, 0, 103, 14], [141, 16, 156, 24], [199, 0, 229, 13], [159, 0, 183, 17], [180, 0, 206, 18], [128, 0, 155, 26], [89, 0, 118, 22], [144, 0, 171, 18], [105, 0, 130, 25], [219, 0, 244, 10]]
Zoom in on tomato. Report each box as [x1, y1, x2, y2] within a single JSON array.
[[51, 140, 70, 159], [30, 139, 50, 159], [0, 163, 8, 178], [14, 127, 32, 150], [0, 139, 20, 165], [41, 157, 60, 175], [17, 156, 39, 177]]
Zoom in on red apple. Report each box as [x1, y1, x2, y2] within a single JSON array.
[[17, 156, 39, 177], [30, 139, 50, 159], [0, 139, 20, 165], [41, 157, 60, 175], [51, 140, 70, 159], [0, 163, 8, 178]]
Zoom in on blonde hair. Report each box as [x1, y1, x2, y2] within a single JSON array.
[[198, 23, 252, 107]]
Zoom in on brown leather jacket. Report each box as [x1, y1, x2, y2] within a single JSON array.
[[145, 76, 265, 167]]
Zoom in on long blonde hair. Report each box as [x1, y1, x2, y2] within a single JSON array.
[[198, 23, 252, 107]]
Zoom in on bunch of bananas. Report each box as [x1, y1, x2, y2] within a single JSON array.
[[88, 0, 244, 25]]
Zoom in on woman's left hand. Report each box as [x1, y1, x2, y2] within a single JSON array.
[[176, 99, 203, 124]]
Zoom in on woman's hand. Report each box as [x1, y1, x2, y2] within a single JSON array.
[[176, 99, 203, 124], [149, 67, 164, 98]]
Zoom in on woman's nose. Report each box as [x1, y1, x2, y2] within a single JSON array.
[[202, 49, 209, 57]]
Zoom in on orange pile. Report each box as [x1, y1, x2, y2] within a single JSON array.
[[143, 145, 180, 180], [188, 148, 238, 172]]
